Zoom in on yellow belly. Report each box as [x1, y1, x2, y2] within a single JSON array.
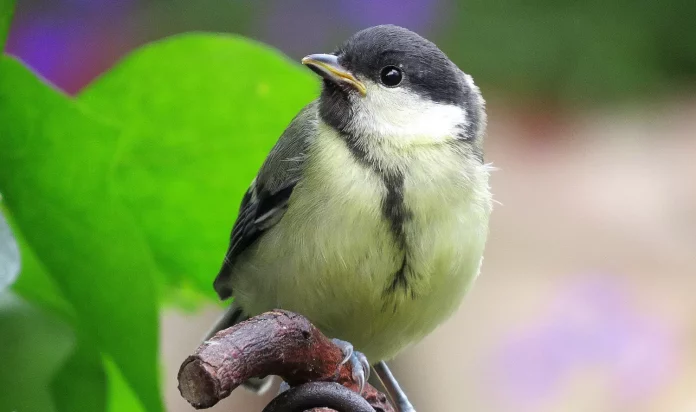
[[232, 129, 492, 361]]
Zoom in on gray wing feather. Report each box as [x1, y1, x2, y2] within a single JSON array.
[[213, 101, 318, 299]]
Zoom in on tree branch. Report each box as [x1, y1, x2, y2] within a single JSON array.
[[262, 382, 374, 412], [177, 309, 394, 412]]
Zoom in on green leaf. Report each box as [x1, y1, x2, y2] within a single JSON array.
[[51, 334, 107, 412], [79, 33, 318, 298], [2, 31, 319, 412], [0, 56, 162, 412], [0, 292, 74, 412], [6, 207, 107, 412], [104, 356, 146, 412], [4, 205, 74, 318], [0, 209, 20, 292], [0, 0, 14, 53]]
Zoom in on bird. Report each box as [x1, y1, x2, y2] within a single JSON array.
[[207, 24, 492, 412]]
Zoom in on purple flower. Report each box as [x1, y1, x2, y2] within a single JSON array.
[[488, 275, 678, 410]]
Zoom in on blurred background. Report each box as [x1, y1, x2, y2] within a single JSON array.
[[2, 0, 696, 411]]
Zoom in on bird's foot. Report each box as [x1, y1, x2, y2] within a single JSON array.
[[277, 380, 291, 394], [332, 338, 371, 394], [395, 399, 417, 412], [374, 361, 417, 412]]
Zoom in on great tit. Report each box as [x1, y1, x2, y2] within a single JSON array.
[[207, 24, 492, 412]]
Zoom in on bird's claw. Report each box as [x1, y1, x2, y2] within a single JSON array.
[[277, 380, 291, 394], [374, 361, 417, 412], [332, 338, 370, 394], [397, 401, 417, 412]]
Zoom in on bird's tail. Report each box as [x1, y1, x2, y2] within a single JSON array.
[[203, 305, 274, 394]]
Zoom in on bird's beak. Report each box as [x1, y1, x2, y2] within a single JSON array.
[[302, 54, 367, 96]]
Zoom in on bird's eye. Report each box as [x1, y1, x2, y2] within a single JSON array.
[[380, 66, 403, 87]]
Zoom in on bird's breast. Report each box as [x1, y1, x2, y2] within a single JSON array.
[[234, 126, 491, 360]]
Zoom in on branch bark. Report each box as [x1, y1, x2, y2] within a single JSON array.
[[177, 309, 394, 412]]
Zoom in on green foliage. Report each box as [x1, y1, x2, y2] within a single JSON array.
[[442, 0, 695, 104], [0, 2, 317, 411], [78, 34, 317, 297], [51, 336, 108, 412], [0, 292, 74, 412], [0, 57, 162, 412], [0, 210, 19, 291], [8, 219, 75, 318], [0, 0, 13, 54]]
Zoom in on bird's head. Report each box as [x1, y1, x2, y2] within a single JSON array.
[[302, 25, 485, 150]]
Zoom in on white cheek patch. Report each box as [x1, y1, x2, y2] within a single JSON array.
[[347, 80, 468, 146]]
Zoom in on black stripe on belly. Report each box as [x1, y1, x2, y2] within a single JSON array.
[[340, 132, 415, 299], [381, 171, 416, 300]]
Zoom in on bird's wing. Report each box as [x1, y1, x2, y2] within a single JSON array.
[[213, 101, 318, 300]]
